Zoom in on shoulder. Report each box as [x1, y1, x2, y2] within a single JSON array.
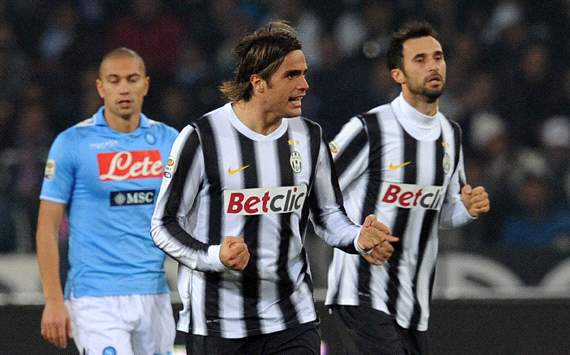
[[290, 116, 323, 139], [147, 118, 179, 138], [190, 106, 228, 131], [439, 113, 463, 139], [54, 117, 95, 144], [359, 103, 391, 125]]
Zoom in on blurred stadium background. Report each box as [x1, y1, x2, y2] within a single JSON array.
[[0, 0, 569, 354]]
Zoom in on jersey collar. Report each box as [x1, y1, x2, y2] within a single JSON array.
[[93, 106, 150, 129]]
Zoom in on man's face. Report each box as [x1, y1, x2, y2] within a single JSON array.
[[96, 56, 149, 121], [397, 36, 446, 102], [263, 49, 309, 118]]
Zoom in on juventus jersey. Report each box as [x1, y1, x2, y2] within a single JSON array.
[[151, 103, 361, 338], [325, 94, 473, 331]]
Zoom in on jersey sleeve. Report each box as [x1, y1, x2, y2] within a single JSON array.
[[329, 116, 370, 191], [39, 131, 76, 204], [309, 131, 360, 254], [440, 146, 475, 228], [151, 125, 226, 272]]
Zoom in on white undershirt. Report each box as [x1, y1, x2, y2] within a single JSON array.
[[391, 93, 442, 142]]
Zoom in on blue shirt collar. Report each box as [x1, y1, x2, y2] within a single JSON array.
[[93, 106, 150, 128]]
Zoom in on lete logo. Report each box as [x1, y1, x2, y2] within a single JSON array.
[[97, 150, 163, 181]]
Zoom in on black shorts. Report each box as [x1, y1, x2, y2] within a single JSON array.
[[329, 305, 429, 355], [185, 321, 321, 355]]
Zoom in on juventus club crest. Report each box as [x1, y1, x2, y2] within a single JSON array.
[[290, 151, 302, 173]]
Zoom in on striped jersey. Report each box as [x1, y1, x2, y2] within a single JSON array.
[[151, 103, 361, 338], [325, 94, 474, 331]]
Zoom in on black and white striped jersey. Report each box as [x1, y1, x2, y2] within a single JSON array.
[[325, 94, 474, 331], [151, 103, 361, 338]]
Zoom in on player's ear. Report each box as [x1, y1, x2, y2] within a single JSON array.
[[250, 74, 266, 94], [143, 76, 150, 96], [391, 68, 405, 85], [96, 78, 105, 99]]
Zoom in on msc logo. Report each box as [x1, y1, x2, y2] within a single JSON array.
[[224, 185, 307, 215], [380, 183, 445, 210], [111, 190, 155, 206]]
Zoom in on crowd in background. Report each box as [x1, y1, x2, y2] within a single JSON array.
[[0, 0, 568, 273]]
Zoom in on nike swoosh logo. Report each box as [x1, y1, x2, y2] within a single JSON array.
[[388, 161, 412, 171], [228, 165, 250, 175]]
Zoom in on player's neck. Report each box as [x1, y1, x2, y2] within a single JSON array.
[[232, 100, 282, 135], [104, 110, 140, 133], [402, 90, 438, 117]]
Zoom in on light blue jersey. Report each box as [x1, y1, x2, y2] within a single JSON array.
[[40, 107, 178, 298]]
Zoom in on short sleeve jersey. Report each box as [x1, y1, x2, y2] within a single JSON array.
[[40, 107, 178, 298]]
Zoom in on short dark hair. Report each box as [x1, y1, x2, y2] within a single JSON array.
[[220, 21, 302, 102], [387, 21, 439, 71], [99, 47, 146, 78]]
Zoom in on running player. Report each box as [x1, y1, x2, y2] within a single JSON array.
[[151, 21, 397, 355], [325, 21, 490, 355]]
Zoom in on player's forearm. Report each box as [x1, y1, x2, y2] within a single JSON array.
[[439, 195, 475, 229], [151, 221, 225, 272], [36, 231, 64, 303], [36, 201, 66, 303]]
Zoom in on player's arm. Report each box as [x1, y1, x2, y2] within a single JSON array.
[[440, 147, 490, 228], [151, 125, 249, 272], [310, 131, 397, 264], [36, 200, 72, 349], [329, 116, 370, 190]]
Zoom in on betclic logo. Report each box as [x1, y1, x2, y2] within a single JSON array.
[[224, 185, 307, 215], [380, 183, 445, 210], [97, 150, 163, 181]]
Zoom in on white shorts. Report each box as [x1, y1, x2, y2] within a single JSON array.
[[66, 293, 176, 355]]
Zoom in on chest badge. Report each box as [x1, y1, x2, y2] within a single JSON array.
[[145, 132, 156, 145], [290, 151, 302, 174]]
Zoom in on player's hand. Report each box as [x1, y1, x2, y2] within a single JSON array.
[[357, 215, 399, 265], [41, 300, 73, 349], [461, 184, 490, 217], [220, 236, 250, 271], [365, 238, 397, 265]]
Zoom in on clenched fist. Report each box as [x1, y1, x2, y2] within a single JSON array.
[[357, 215, 399, 265], [220, 236, 250, 271], [461, 184, 490, 217]]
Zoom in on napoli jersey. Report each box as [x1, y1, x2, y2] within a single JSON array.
[[40, 107, 178, 298]]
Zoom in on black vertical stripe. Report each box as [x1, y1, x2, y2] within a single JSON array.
[[300, 246, 313, 292], [236, 132, 262, 335], [195, 117, 222, 335], [162, 128, 209, 251], [386, 128, 417, 315], [334, 128, 367, 177], [275, 132, 300, 327], [307, 124, 355, 255], [409, 136, 445, 328], [298, 121, 321, 301], [299, 121, 322, 240], [354, 113, 383, 305], [427, 265, 437, 309], [450, 120, 463, 187]]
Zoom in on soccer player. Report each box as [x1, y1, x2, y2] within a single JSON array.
[[325, 21, 490, 355], [36, 48, 178, 354], [151, 21, 397, 355]]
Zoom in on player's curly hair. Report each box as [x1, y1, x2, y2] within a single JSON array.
[[220, 21, 302, 102], [387, 20, 439, 71]]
